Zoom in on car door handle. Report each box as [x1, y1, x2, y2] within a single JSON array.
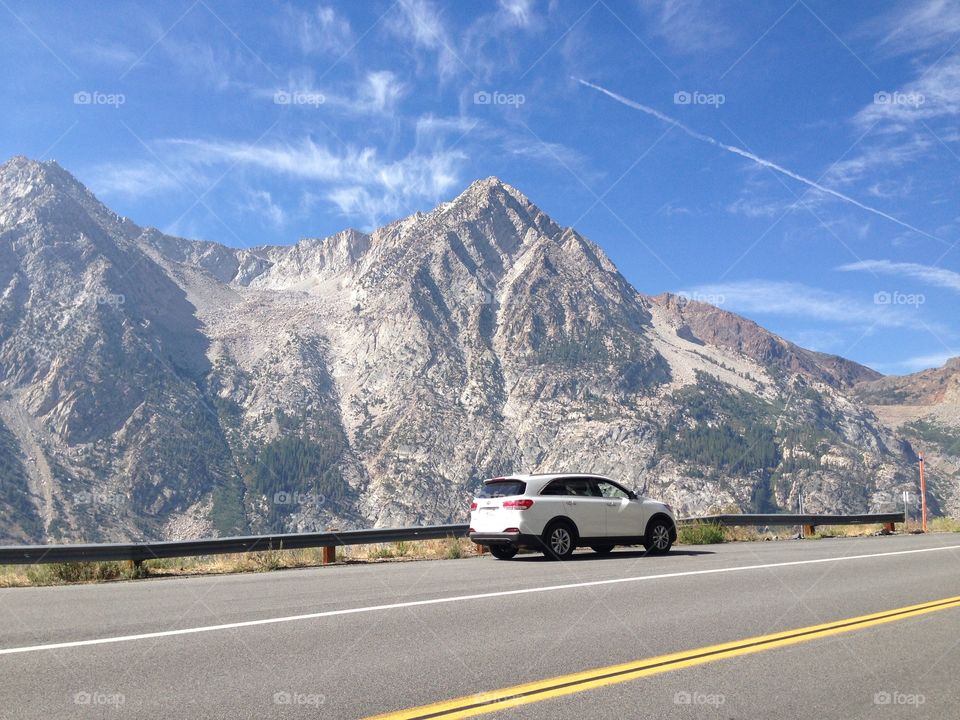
[[606, 502, 617, 507]]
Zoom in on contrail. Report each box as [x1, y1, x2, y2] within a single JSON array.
[[576, 78, 941, 243]]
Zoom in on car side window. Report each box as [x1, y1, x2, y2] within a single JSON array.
[[597, 480, 630, 499], [541, 480, 565, 496], [566, 478, 600, 497], [541, 478, 605, 496]]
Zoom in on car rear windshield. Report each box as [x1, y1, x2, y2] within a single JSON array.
[[478, 480, 526, 498]]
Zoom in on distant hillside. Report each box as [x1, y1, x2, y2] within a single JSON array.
[[855, 358, 960, 515]]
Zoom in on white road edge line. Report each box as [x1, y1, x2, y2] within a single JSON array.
[[3, 543, 959, 656]]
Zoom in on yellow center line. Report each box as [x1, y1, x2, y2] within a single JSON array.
[[364, 594, 960, 720]]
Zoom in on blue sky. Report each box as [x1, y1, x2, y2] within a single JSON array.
[[1, 0, 958, 375]]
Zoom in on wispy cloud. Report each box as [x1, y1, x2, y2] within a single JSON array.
[[352, 70, 406, 113], [676, 280, 922, 328], [726, 195, 784, 219], [578, 79, 940, 243], [640, 0, 736, 53], [871, 351, 957, 374], [386, 0, 463, 78], [240, 189, 286, 228], [153, 135, 465, 227], [86, 162, 184, 198], [656, 201, 694, 217], [853, 55, 960, 131], [265, 69, 407, 114], [75, 40, 138, 66], [834, 2, 960, 213], [156, 35, 259, 93], [497, 0, 538, 29], [822, 136, 931, 186], [836, 259, 960, 292], [279, 4, 353, 56], [867, 0, 960, 56], [501, 134, 594, 175]]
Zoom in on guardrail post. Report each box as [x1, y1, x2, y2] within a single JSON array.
[[802, 524, 815, 537], [322, 528, 337, 565]]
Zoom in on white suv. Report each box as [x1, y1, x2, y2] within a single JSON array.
[[468, 473, 677, 560]]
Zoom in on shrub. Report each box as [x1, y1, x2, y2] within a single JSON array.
[[443, 537, 464, 559], [250, 549, 284, 572], [25, 561, 125, 585], [677, 522, 726, 545], [368, 545, 395, 559]]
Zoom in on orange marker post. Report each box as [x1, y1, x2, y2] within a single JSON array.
[[919, 452, 928, 533]]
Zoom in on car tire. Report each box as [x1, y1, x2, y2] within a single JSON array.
[[643, 518, 674, 555], [590, 544, 615, 555], [542, 520, 577, 560], [489, 544, 518, 560]]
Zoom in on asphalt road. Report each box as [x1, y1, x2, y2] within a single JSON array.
[[1, 533, 959, 719]]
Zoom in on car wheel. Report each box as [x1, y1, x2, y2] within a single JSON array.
[[590, 544, 614, 555], [489, 544, 518, 560], [542, 520, 577, 560], [644, 518, 673, 555]]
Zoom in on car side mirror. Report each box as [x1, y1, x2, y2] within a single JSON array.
[[628, 490, 639, 501]]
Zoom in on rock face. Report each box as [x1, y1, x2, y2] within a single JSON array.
[[0, 157, 942, 542], [854, 359, 960, 516]]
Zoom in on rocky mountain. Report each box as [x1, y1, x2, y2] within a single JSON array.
[[0, 156, 941, 542], [854, 359, 960, 516]]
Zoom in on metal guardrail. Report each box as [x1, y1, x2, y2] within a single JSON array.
[[0, 524, 471, 566], [0, 513, 904, 566]]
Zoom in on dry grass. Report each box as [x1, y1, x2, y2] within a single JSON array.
[[809, 523, 902, 539], [678, 522, 906, 543], [343, 537, 475, 562], [723, 525, 790, 542], [929, 517, 960, 533], [0, 536, 481, 587], [0, 566, 32, 588], [677, 522, 726, 545]]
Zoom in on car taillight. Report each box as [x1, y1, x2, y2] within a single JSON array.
[[470, 502, 477, 510], [468, 528, 475, 534], [502, 499, 534, 510]]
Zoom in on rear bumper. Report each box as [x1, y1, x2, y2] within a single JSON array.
[[469, 532, 539, 547]]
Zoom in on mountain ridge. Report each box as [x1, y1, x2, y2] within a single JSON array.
[[0, 155, 950, 541]]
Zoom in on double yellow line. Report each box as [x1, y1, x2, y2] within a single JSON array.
[[366, 595, 960, 719]]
